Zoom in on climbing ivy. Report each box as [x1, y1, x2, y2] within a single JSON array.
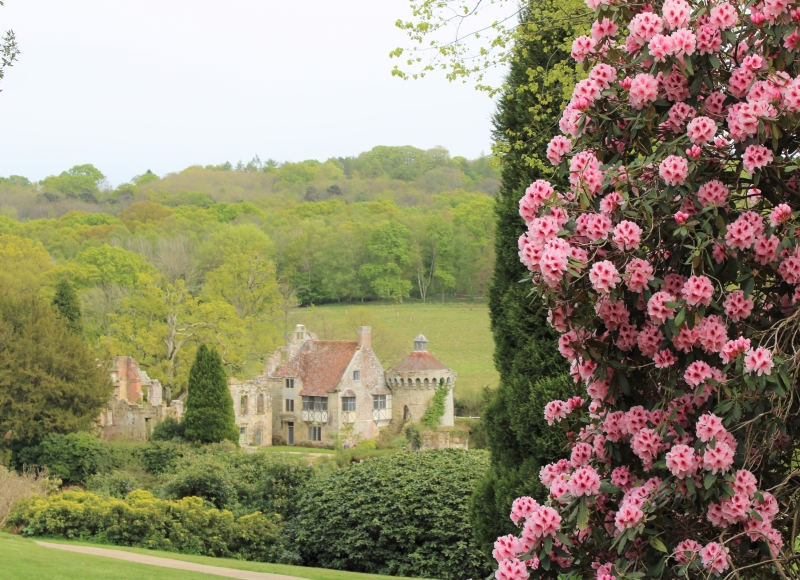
[[421, 380, 449, 429]]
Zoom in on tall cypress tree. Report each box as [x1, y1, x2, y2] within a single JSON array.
[[51, 278, 83, 335], [183, 344, 238, 444], [469, 0, 588, 551]]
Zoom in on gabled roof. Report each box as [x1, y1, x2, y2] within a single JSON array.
[[272, 340, 359, 396], [391, 350, 448, 372]]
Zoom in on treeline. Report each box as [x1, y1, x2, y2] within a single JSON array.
[[0, 145, 497, 392]]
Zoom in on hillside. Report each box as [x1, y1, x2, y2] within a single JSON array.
[[0, 145, 499, 404]]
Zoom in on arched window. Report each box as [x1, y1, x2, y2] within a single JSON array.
[[403, 405, 411, 421], [240, 395, 249, 415], [424, 378, 429, 388], [415, 378, 421, 388], [257, 394, 264, 414]]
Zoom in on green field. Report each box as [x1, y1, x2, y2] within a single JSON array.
[[0, 534, 426, 580], [287, 301, 497, 408]]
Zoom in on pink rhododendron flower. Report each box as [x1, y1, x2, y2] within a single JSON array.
[[662, 0, 690, 29], [525, 506, 562, 539], [495, 558, 530, 580], [744, 347, 775, 376], [684, 361, 713, 387], [696, 413, 726, 442], [658, 155, 689, 185], [569, 465, 602, 497], [629, 73, 659, 109], [674, 211, 689, 225], [545, 400, 569, 426], [696, 180, 729, 207], [590, 261, 621, 293], [674, 539, 703, 564], [546, 136, 573, 165], [570, 442, 593, 467], [733, 469, 758, 497], [703, 441, 735, 473], [612, 221, 642, 250], [710, 3, 738, 29], [686, 116, 717, 144], [510, 496, 540, 525], [700, 542, 730, 576], [647, 292, 676, 324], [625, 258, 654, 292], [682, 275, 714, 306], [654, 349, 678, 368], [743, 144, 774, 174], [666, 444, 696, 478], [723, 290, 754, 322], [614, 504, 643, 533], [572, 36, 596, 62], [493, 535, 523, 562], [755, 235, 780, 265], [770, 203, 792, 227]]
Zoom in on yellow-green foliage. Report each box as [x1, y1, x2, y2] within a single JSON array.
[[8, 490, 283, 562]]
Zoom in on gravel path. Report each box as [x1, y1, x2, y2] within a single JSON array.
[[36, 541, 310, 580]]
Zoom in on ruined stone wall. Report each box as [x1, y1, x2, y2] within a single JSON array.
[[229, 377, 272, 447], [420, 430, 469, 450]]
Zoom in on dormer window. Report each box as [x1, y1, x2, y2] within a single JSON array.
[[353, 370, 360, 381], [286, 378, 295, 389]]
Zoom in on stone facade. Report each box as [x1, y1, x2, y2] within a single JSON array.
[[385, 335, 456, 428], [228, 376, 272, 447], [261, 325, 461, 448], [268, 325, 387, 447], [100, 356, 183, 442]]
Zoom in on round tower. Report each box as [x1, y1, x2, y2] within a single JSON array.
[[385, 334, 456, 427]]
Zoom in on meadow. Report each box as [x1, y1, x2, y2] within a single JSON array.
[[287, 300, 497, 410]]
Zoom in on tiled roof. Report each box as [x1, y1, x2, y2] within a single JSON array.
[[391, 350, 448, 372], [272, 340, 358, 396]]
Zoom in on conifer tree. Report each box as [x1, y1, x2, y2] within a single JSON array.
[[182, 344, 238, 444], [0, 295, 109, 457], [51, 278, 83, 335], [469, 0, 587, 550]]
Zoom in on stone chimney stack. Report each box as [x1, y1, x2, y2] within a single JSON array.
[[357, 326, 372, 349]]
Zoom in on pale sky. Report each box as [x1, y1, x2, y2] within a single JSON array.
[[0, 1, 505, 186]]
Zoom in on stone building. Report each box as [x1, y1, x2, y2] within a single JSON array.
[[266, 325, 387, 446], [228, 376, 272, 446], [259, 325, 458, 446], [385, 334, 456, 427], [100, 356, 183, 441]]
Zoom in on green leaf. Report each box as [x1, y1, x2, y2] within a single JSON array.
[[704, 473, 717, 489], [674, 308, 686, 327], [577, 498, 589, 531], [650, 537, 668, 553]]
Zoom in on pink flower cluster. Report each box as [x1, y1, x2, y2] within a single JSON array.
[[501, 0, 795, 576]]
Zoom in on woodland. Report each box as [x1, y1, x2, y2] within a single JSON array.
[[0, 145, 497, 392]]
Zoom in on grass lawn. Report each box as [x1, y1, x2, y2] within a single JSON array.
[[0, 534, 428, 580], [288, 301, 497, 407]]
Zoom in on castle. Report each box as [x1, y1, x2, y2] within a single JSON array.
[[102, 325, 460, 448]]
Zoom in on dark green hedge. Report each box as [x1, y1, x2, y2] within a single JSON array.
[[293, 449, 491, 580]]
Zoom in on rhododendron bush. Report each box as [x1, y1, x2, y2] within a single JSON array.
[[501, 0, 800, 578]]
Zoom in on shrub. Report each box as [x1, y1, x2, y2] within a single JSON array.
[[157, 455, 238, 510], [85, 470, 141, 499], [16, 433, 142, 485], [293, 449, 491, 580], [139, 440, 187, 475], [0, 466, 58, 528], [149, 417, 185, 441], [158, 450, 315, 519], [8, 489, 283, 562]]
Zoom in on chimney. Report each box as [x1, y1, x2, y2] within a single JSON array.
[[357, 326, 371, 349]]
